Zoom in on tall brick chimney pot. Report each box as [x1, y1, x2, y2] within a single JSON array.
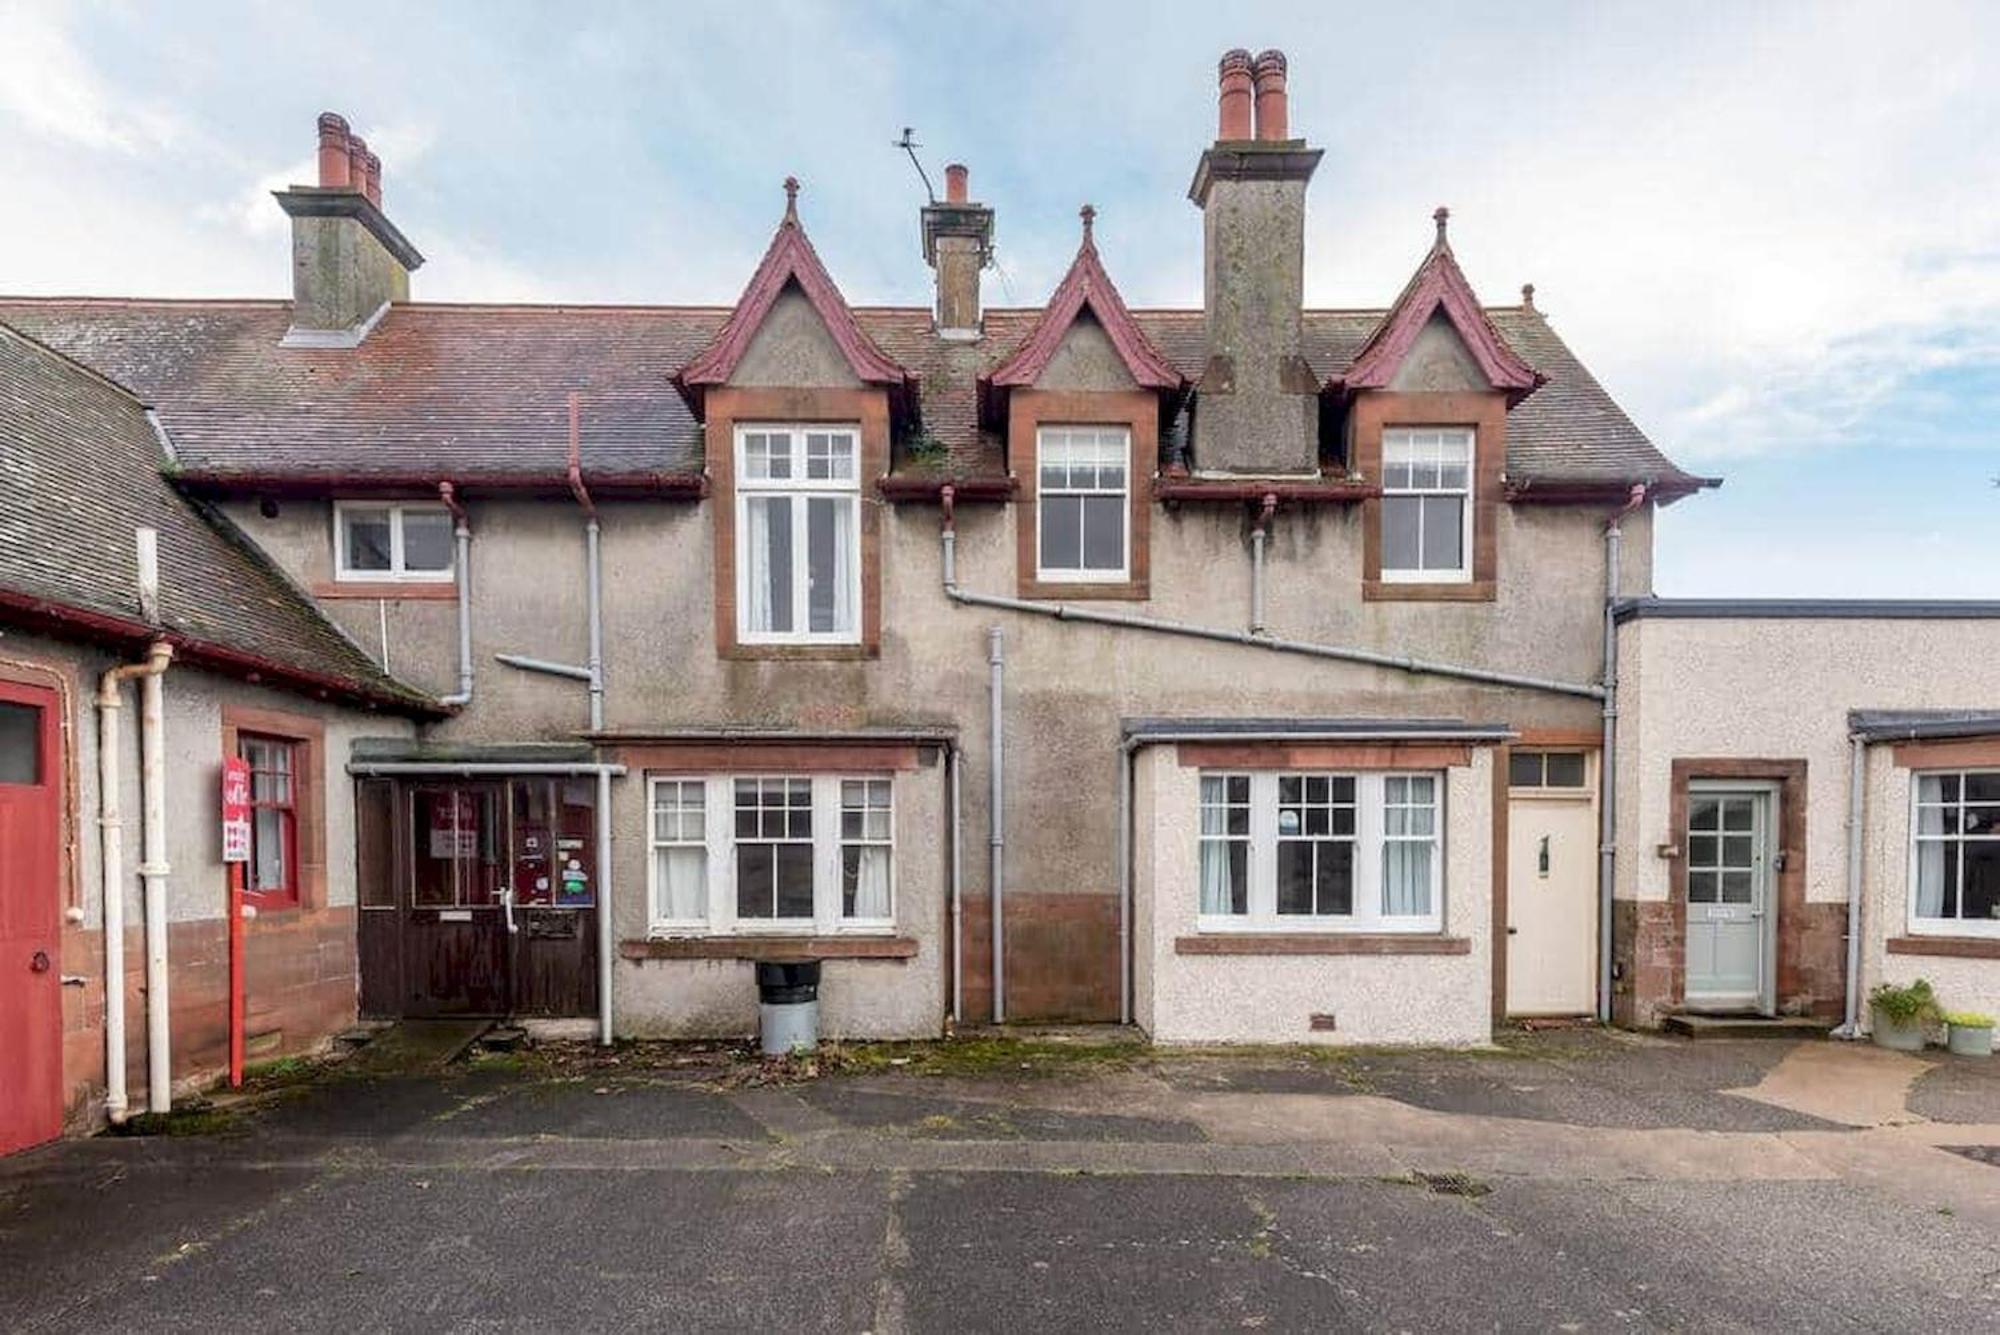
[[1252, 49, 1289, 141], [317, 112, 352, 189], [345, 135, 370, 197], [1217, 49, 1254, 140], [363, 151, 382, 208]]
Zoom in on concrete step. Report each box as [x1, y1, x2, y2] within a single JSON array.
[[1663, 1013, 1832, 1040]]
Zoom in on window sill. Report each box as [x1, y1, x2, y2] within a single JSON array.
[[314, 580, 457, 601], [1363, 579, 1495, 603], [1016, 577, 1150, 602], [621, 935, 919, 961], [1886, 935, 2000, 959], [720, 642, 879, 662], [1175, 933, 1470, 956]]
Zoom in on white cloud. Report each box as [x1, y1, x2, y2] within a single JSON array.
[[0, 2, 188, 153]]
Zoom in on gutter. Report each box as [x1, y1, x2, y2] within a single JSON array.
[[171, 468, 709, 500], [0, 587, 446, 718]]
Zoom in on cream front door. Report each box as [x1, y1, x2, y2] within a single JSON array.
[[1506, 755, 1599, 1016]]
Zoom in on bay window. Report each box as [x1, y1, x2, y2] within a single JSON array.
[[1911, 771, 2000, 935], [1380, 427, 1473, 582], [1197, 771, 1443, 932], [736, 425, 860, 643], [647, 773, 894, 935]]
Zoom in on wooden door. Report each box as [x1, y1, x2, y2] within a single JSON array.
[[0, 682, 63, 1155], [402, 783, 510, 1016]]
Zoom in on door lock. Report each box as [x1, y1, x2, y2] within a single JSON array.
[[29, 950, 51, 973]]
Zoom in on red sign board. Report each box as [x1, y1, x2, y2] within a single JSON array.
[[221, 757, 252, 863]]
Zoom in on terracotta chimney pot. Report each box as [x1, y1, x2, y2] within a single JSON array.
[[1252, 49, 1289, 141], [363, 151, 382, 208], [345, 135, 370, 196], [944, 163, 968, 204], [1217, 49, 1254, 141], [316, 112, 352, 189]]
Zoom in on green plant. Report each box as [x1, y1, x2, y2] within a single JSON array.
[[1868, 978, 1940, 1026], [900, 428, 948, 466], [1943, 1011, 1996, 1028]]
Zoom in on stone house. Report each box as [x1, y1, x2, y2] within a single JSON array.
[[4, 49, 1996, 1152]]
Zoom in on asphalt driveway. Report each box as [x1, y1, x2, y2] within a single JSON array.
[[3, 1029, 1997, 1332]]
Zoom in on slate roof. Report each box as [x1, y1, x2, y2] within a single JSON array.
[[0, 323, 440, 714], [0, 294, 1701, 494]]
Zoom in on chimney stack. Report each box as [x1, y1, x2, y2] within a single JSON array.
[[274, 111, 423, 347], [921, 162, 994, 340], [1187, 50, 1322, 475]]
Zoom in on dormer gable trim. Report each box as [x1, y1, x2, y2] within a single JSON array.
[[985, 207, 1182, 394], [1339, 208, 1543, 404], [676, 178, 911, 416]]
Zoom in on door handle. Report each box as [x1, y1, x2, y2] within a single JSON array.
[[29, 950, 50, 973], [500, 887, 519, 935]]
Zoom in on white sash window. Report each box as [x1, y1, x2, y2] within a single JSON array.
[[737, 425, 860, 643]]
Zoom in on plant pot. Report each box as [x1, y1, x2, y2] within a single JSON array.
[[1871, 1011, 1928, 1052], [1946, 1022, 1994, 1057]]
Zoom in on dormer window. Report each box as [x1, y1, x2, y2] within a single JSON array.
[[735, 424, 861, 644], [1380, 427, 1473, 583], [335, 502, 453, 581], [1035, 426, 1131, 582]]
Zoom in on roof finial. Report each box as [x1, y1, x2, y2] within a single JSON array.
[[783, 176, 800, 225], [1433, 205, 1450, 246], [1080, 202, 1096, 246], [1520, 282, 1536, 311]]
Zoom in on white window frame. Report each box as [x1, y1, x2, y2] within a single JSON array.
[[333, 501, 455, 581], [1035, 425, 1131, 583], [1379, 427, 1474, 584], [1907, 769, 2000, 938], [1196, 770, 1444, 934], [646, 777, 710, 933], [734, 424, 863, 646], [645, 773, 895, 937]]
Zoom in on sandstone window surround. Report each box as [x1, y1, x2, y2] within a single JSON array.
[[218, 705, 328, 915], [646, 772, 896, 938], [1009, 389, 1157, 602], [1352, 390, 1505, 603], [1196, 770, 1444, 934]]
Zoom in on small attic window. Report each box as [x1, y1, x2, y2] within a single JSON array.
[[335, 502, 454, 581], [1379, 428, 1472, 583]]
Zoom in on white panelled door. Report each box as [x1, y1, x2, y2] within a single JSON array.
[[1505, 765, 1599, 1016], [1683, 784, 1777, 1013]]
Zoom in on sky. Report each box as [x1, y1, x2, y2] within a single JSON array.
[[3, 0, 1997, 598]]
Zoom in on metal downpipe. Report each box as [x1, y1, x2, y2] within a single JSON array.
[[438, 481, 473, 707], [949, 743, 964, 1026], [1598, 484, 1646, 1025], [988, 626, 1005, 1024], [1117, 741, 1133, 1027], [597, 766, 614, 1046], [1838, 734, 1868, 1037]]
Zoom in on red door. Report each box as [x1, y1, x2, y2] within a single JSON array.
[[0, 681, 63, 1155]]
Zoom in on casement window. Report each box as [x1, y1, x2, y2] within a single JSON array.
[[1380, 427, 1473, 582], [735, 425, 861, 644], [1509, 750, 1588, 791], [240, 734, 300, 907], [334, 502, 454, 581], [1036, 425, 1130, 581], [647, 773, 894, 935], [1911, 771, 2000, 936], [1197, 771, 1443, 932]]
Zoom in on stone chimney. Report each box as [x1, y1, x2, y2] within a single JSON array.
[[1187, 50, 1323, 475], [921, 162, 994, 340], [273, 112, 424, 347]]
